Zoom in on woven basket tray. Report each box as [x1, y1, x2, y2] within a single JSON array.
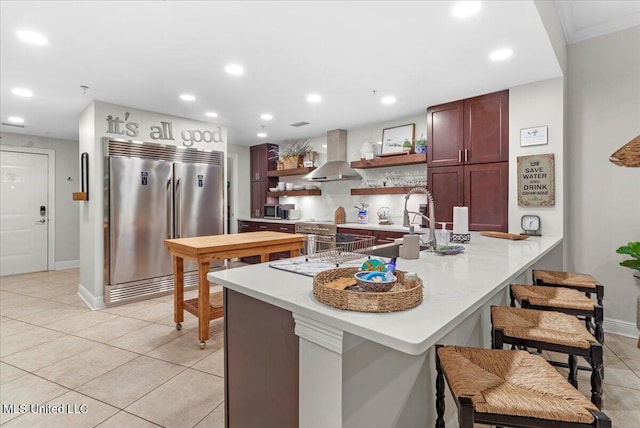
[[313, 268, 423, 313]]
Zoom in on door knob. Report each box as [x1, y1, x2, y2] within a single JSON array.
[[36, 219, 46, 224]]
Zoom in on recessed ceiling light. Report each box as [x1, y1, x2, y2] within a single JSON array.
[[306, 93, 322, 103], [225, 64, 244, 75], [8, 116, 25, 124], [381, 96, 397, 105], [452, 1, 481, 18], [489, 48, 513, 61], [179, 94, 196, 101], [261, 113, 273, 121], [205, 112, 218, 118], [12, 88, 33, 97], [257, 132, 267, 138], [17, 29, 47, 45]]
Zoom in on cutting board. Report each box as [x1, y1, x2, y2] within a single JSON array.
[[334, 206, 346, 224], [480, 231, 529, 240]]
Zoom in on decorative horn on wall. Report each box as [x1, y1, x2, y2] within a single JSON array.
[[72, 152, 89, 201]]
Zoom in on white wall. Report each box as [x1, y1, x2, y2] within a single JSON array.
[[227, 143, 250, 222], [78, 101, 227, 309], [0, 132, 80, 268], [509, 77, 565, 237], [567, 26, 640, 333]]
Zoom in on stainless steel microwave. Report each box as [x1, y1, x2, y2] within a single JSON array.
[[263, 204, 283, 219]]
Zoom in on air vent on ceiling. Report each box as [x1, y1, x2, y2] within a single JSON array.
[[290, 121, 310, 127], [1, 122, 25, 128]]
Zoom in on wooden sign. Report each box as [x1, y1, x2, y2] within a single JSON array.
[[517, 154, 555, 206]]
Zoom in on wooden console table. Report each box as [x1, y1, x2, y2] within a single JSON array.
[[164, 231, 305, 349]]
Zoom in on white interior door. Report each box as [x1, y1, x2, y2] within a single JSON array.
[[0, 150, 49, 275]]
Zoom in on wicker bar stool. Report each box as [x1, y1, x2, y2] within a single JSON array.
[[533, 270, 604, 334], [510, 284, 604, 344], [435, 345, 611, 428], [533, 270, 604, 306], [491, 305, 603, 409]]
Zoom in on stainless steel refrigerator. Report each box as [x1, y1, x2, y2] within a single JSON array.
[[103, 139, 224, 305]]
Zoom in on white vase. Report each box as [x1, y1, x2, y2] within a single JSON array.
[[360, 142, 374, 159]]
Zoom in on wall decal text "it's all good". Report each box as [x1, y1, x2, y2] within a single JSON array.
[[105, 112, 223, 147]]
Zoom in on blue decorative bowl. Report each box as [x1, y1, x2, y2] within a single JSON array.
[[354, 271, 397, 292]]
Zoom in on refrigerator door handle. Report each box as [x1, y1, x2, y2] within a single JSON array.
[[175, 178, 182, 238], [166, 178, 172, 239]]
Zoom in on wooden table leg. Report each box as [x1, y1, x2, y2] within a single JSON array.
[[290, 248, 301, 257], [173, 256, 184, 329], [198, 261, 211, 349], [260, 253, 269, 263]]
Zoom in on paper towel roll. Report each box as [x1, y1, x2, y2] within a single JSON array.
[[453, 206, 469, 234]]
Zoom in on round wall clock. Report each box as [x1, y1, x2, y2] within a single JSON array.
[[521, 215, 541, 236]]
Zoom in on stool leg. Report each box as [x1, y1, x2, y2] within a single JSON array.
[[510, 288, 516, 307], [594, 306, 604, 344], [568, 354, 578, 387], [596, 284, 604, 307], [435, 347, 445, 428], [585, 292, 594, 332], [590, 344, 604, 409]]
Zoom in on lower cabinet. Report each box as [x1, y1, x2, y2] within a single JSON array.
[[373, 230, 405, 245], [237, 220, 295, 263], [428, 162, 508, 232], [337, 228, 405, 246]]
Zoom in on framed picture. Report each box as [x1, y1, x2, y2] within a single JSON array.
[[381, 124, 415, 155], [520, 126, 548, 147]]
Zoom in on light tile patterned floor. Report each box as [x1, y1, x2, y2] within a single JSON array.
[[1, 268, 639, 427]]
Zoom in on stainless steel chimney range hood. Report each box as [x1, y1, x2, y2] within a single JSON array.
[[303, 129, 362, 182]]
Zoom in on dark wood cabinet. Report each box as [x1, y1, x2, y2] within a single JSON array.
[[428, 166, 464, 229], [250, 143, 277, 181], [250, 181, 269, 219], [237, 220, 296, 263], [427, 101, 464, 168], [337, 227, 373, 236], [464, 162, 508, 232], [427, 90, 508, 167], [428, 162, 508, 232], [249, 144, 278, 218], [427, 90, 509, 232], [464, 91, 509, 165], [373, 230, 405, 245]]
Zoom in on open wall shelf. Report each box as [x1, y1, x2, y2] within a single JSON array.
[[350, 187, 413, 195], [267, 167, 316, 177], [350, 153, 426, 169]]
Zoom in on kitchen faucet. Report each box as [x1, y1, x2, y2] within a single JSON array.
[[403, 187, 437, 250]]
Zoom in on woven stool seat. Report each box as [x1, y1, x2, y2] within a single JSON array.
[[533, 270, 598, 289], [511, 284, 595, 311], [492, 306, 597, 349], [436, 346, 606, 426]]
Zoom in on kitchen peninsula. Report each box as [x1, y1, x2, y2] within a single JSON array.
[[209, 233, 562, 427]]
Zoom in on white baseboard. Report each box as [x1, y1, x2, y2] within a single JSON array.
[[77, 283, 106, 310], [604, 317, 639, 339], [55, 260, 79, 270]]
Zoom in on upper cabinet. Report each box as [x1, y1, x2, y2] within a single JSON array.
[[250, 143, 277, 182], [427, 90, 509, 167], [249, 143, 278, 218]]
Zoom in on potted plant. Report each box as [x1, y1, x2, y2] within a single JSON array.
[[272, 139, 313, 169], [616, 241, 640, 279], [415, 134, 427, 154]]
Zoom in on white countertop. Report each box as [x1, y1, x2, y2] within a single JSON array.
[[236, 217, 429, 233], [209, 233, 562, 355]]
